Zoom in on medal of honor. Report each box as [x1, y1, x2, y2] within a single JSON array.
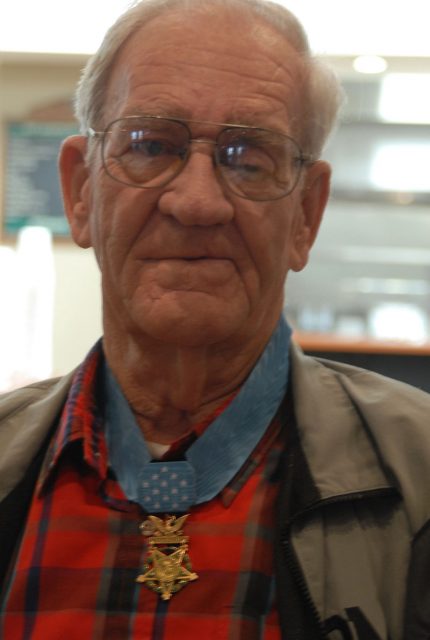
[[136, 514, 198, 600]]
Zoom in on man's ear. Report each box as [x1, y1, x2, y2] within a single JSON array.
[[289, 160, 331, 272], [59, 135, 93, 248]]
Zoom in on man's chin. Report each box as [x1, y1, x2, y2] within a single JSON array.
[[130, 300, 249, 348]]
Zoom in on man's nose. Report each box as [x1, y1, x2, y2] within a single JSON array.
[[157, 145, 235, 226]]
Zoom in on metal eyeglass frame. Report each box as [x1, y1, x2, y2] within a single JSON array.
[[87, 114, 313, 201]]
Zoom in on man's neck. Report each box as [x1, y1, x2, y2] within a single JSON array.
[[102, 325, 275, 445]]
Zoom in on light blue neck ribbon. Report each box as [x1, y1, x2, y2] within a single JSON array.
[[104, 316, 291, 513]]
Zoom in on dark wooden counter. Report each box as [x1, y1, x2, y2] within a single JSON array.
[[295, 332, 430, 393]]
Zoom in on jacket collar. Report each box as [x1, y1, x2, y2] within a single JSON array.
[[290, 342, 430, 534], [289, 342, 393, 501], [0, 372, 75, 502]]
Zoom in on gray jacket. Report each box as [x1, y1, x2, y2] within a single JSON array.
[[1, 344, 430, 639]]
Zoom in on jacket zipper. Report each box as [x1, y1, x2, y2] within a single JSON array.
[[280, 532, 326, 638], [281, 487, 398, 640]]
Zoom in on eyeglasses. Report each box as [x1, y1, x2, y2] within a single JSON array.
[[88, 115, 312, 201]]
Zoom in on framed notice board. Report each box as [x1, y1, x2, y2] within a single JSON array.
[[4, 121, 78, 236]]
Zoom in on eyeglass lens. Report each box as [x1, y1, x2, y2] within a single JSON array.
[[101, 117, 303, 200]]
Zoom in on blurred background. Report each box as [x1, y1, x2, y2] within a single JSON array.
[[0, 0, 429, 390]]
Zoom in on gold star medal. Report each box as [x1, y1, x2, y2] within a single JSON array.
[[136, 514, 198, 600]]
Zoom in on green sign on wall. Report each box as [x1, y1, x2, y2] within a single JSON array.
[[4, 121, 78, 236]]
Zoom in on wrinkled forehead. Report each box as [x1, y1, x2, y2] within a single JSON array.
[[104, 6, 306, 132]]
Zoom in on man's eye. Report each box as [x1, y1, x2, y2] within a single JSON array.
[[220, 142, 275, 175], [129, 138, 173, 157], [109, 130, 183, 159]]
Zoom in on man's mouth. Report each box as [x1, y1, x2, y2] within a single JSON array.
[[182, 256, 209, 261]]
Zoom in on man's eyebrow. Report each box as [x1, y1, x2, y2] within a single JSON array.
[[120, 104, 272, 121], [116, 107, 288, 134], [120, 105, 191, 119], [225, 110, 289, 129]]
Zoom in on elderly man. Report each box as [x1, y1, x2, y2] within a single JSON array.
[[1, 0, 430, 638]]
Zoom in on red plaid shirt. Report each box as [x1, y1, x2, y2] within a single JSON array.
[[1, 343, 285, 639]]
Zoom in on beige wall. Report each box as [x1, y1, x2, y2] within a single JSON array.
[[0, 54, 102, 376], [52, 245, 102, 375]]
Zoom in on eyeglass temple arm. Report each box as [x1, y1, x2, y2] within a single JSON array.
[[87, 127, 104, 139]]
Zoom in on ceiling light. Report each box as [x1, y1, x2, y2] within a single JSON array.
[[379, 74, 430, 123], [370, 143, 430, 192], [353, 55, 388, 74]]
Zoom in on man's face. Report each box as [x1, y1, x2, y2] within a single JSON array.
[[62, 8, 329, 349]]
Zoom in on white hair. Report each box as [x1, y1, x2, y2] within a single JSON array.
[[75, 0, 344, 157]]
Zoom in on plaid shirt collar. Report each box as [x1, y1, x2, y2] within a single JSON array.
[[37, 340, 107, 493]]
